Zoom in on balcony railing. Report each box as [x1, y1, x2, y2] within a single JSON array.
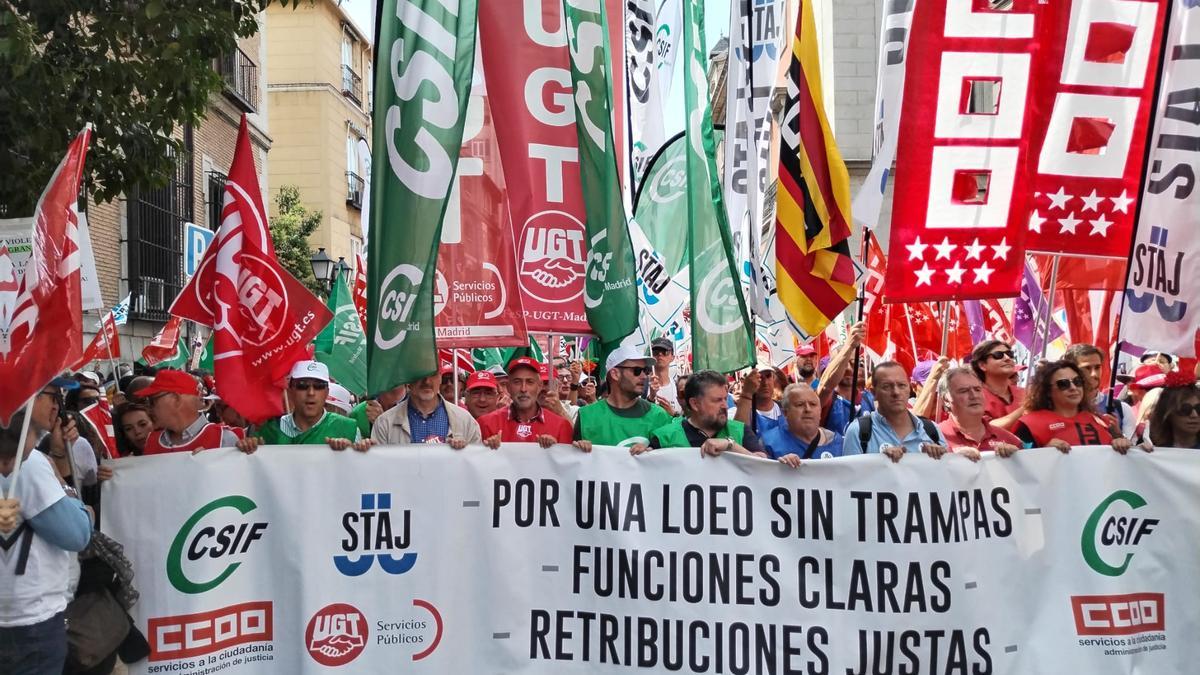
[[207, 171, 228, 229], [342, 64, 363, 106], [346, 172, 364, 210], [217, 46, 259, 113]]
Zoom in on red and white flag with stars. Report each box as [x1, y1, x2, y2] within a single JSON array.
[[886, 0, 1168, 302]]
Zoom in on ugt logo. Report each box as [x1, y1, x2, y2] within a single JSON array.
[[334, 492, 417, 577], [1081, 490, 1159, 577]]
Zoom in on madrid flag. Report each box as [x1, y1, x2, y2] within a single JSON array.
[[171, 116, 331, 423], [0, 128, 91, 425]]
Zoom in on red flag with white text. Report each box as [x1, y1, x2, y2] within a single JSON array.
[[0, 128, 91, 425], [71, 311, 120, 370], [170, 116, 332, 423], [140, 315, 183, 366]]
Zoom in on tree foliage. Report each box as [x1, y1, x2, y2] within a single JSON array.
[[269, 185, 324, 297], [0, 0, 299, 214]]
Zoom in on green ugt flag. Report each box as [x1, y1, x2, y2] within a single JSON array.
[[562, 0, 639, 345], [367, 0, 478, 394], [314, 269, 368, 395], [682, 0, 753, 373]]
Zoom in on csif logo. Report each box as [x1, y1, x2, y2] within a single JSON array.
[[1081, 490, 1158, 577], [334, 492, 417, 577], [375, 264, 423, 350], [168, 496, 268, 594]]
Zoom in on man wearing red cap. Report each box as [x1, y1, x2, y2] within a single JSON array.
[[463, 371, 501, 420], [479, 358, 590, 451], [140, 370, 242, 454], [795, 343, 820, 389]]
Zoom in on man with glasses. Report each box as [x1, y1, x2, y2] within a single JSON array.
[[140, 370, 243, 454], [575, 345, 672, 453], [969, 340, 1025, 429], [650, 337, 680, 415], [463, 370, 502, 420], [242, 361, 366, 451], [843, 362, 949, 461], [1064, 343, 1135, 439]]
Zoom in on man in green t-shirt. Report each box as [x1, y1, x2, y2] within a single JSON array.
[[237, 361, 369, 452], [650, 370, 765, 458], [574, 345, 673, 454]]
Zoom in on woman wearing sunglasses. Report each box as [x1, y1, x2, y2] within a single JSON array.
[[1142, 373, 1200, 449], [1012, 360, 1136, 454], [969, 340, 1024, 430]]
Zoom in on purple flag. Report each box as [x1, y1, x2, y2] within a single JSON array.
[[1012, 262, 1064, 355], [963, 300, 986, 345]]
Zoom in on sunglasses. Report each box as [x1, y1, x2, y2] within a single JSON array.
[[987, 351, 1014, 361], [1175, 403, 1200, 418], [1053, 376, 1085, 391], [618, 366, 650, 376], [290, 381, 329, 391]]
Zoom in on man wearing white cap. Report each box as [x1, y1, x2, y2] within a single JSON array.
[[325, 383, 354, 416], [238, 361, 369, 451], [575, 345, 672, 454]]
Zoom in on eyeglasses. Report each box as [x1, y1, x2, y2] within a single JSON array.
[[618, 366, 650, 376], [290, 381, 329, 391], [1175, 403, 1200, 418], [1053, 376, 1085, 391], [652, 348, 671, 356], [987, 351, 1014, 361], [147, 392, 175, 405]]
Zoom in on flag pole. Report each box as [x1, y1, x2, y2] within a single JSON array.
[[848, 229, 870, 412], [1038, 255, 1061, 363], [939, 301, 951, 356], [453, 349, 461, 405], [3, 395, 37, 502], [98, 310, 119, 384]]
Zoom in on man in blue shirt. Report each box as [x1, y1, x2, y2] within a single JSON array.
[[762, 384, 844, 467], [843, 361, 949, 461]]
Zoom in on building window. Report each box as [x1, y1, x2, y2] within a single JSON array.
[[341, 32, 363, 106], [128, 130, 193, 322], [216, 45, 259, 113], [346, 132, 364, 210], [206, 170, 228, 230]]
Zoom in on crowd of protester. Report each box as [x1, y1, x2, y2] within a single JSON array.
[[2, 324, 1199, 673]]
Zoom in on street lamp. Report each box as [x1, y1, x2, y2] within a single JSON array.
[[309, 247, 334, 287], [335, 257, 351, 281]]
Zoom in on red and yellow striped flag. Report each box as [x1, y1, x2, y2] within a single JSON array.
[[776, 0, 858, 340]]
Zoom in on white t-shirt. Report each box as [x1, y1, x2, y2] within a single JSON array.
[[0, 451, 74, 626]]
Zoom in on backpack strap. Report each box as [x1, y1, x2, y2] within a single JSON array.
[[858, 415, 873, 449], [918, 416, 939, 444]]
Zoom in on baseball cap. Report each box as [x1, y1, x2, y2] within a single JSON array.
[[796, 344, 818, 357], [507, 357, 542, 377], [650, 337, 674, 353], [1130, 364, 1167, 390], [911, 360, 936, 385], [537, 363, 551, 382], [487, 365, 507, 378], [439, 363, 454, 376], [326, 383, 353, 414], [605, 345, 653, 373], [48, 376, 81, 391], [137, 369, 202, 398], [290, 360, 330, 383], [466, 370, 499, 390]]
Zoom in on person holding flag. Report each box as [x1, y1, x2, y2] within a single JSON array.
[[239, 361, 368, 452], [139, 370, 242, 455]]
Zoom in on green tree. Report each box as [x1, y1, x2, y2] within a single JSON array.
[[270, 185, 324, 297], [0, 1, 299, 214]]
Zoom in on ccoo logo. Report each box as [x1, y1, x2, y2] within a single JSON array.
[[1081, 490, 1159, 577], [375, 264, 423, 349]]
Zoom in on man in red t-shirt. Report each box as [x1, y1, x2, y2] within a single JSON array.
[[937, 367, 1022, 460], [479, 358, 592, 452]]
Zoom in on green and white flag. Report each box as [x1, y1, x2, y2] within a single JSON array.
[[197, 336, 213, 373], [562, 0, 639, 346], [314, 269, 368, 395], [682, 0, 753, 373], [367, 0, 478, 394]]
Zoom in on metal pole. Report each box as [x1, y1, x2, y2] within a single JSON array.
[[98, 310, 119, 383], [452, 350, 461, 405], [848, 230, 871, 415], [1038, 256, 1061, 363], [939, 301, 951, 356]]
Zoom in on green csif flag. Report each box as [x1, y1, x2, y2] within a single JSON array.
[[367, 0, 478, 394], [314, 269, 368, 395], [682, 0, 753, 373], [562, 0, 639, 345], [197, 337, 213, 373]]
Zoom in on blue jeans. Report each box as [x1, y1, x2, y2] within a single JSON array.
[[0, 611, 68, 675]]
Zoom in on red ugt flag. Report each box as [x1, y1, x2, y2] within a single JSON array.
[[170, 116, 331, 423], [0, 128, 91, 425], [71, 310, 121, 370]]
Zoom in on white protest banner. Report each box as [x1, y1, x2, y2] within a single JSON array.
[[103, 446, 1198, 674], [1, 214, 101, 311]]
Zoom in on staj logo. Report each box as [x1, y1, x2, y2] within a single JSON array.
[[1081, 490, 1158, 577], [306, 603, 368, 667], [168, 496, 268, 594], [334, 492, 417, 577]]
